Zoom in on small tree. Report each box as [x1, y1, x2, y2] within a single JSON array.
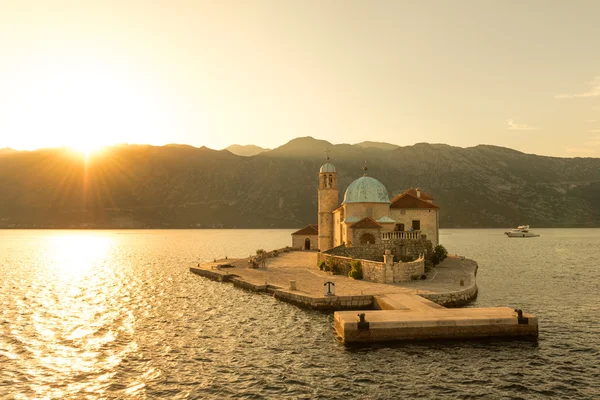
[[431, 244, 448, 266], [255, 249, 267, 268], [318, 260, 326, 271], [348, 260, 363, 280]]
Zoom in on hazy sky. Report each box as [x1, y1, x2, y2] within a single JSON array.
[[1, 0, 599, 157]]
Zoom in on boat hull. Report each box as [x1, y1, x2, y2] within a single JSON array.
[[505, 232, 540, 237]]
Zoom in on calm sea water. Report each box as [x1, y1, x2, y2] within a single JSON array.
[[1, 229, 598, 399]]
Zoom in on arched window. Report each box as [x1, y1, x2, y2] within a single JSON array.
[[323, 175, 327, 188], [329, 174, 333, 187], [360, 233, 376, 245]]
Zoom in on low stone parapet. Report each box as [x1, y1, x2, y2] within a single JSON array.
[[418, 258, 479, 307], [319, 252, 425, 283], [419, 285, 478, 308]]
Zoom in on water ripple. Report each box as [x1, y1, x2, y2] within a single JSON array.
[[0, 229, 599, 399]]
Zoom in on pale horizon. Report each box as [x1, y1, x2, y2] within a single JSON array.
[[4, 136, 600, 159], [1, 1, 599, 157]]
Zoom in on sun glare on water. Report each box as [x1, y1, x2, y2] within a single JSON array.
[[48, 234, 114, 276]]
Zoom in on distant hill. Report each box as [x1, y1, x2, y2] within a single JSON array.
[[355, 141, 400, 151], [0, 138, 598, 229], [225, 144, 269, 157], [0, 148, 17, 156]]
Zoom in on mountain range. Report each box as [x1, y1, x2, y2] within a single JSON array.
[[225, 144, 269, 157], [0, 137, 598, 229]]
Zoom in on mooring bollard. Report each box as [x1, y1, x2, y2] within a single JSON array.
[[290, 280, 297, 291], [357, 313, 370, 330], [460, 279, 464, 286], [515, 309, 529, 324]]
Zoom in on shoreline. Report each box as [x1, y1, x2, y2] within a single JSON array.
[[189, 251, 537, 343], [189, 251, 479, 311]]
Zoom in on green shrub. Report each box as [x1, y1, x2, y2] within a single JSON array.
[[273, 249, 279, 257], [326, 258, 341, 275], [318, 260, 326, 271], [399, 255, 414, 263], [431, 244, 448, 266], [348, 260, 363, 280], [411, 274, 421, 281], [256, 249, 265, 255], [330, 263, 342, 275]]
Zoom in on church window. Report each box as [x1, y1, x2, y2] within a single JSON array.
[[323, 175, 327, 188], [329, 175, 333, 187]]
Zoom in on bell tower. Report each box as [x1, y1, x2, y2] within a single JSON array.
[[318, 151, 338, 252]]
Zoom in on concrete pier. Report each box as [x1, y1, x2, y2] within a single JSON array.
[[335, 293, 538, 343]]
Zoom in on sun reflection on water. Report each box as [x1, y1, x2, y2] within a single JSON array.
[[4, 232, 141, 398], [47, 234, 113, 276]]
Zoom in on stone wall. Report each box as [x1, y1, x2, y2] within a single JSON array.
[[361, 260, 385, 282], [324, 240, 432, 262], [391, 258, 424, 281], [318, 252, 425, 283], [387, 239, 433, 260], [350, 227, 381, 248], [419, 258, 479, 307], [419, 284, 478, 308], [317, 252, 353, 276], [390, 208, 439, 246]]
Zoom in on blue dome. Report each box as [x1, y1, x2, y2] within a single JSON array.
[[343, 176, 390, 204], [320, 163, 336, 173]]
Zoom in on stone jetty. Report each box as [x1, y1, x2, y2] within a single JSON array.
[[336, 293, 537, 343], [190, 250, 538, 343]]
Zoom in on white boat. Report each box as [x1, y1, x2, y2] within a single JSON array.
[[504, 225, 540, 238]]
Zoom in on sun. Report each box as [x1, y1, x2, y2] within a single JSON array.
[[69, 139, 109, 158], [1, 59, 169, 152]]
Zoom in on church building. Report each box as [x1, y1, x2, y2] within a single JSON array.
[[292, 159, 440, 252]]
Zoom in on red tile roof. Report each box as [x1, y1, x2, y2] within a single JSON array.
[[350, 217, 382, 229], [390, 192, 440, 209], [404, 188, 434, 200], [291, 224, 319, 235]]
